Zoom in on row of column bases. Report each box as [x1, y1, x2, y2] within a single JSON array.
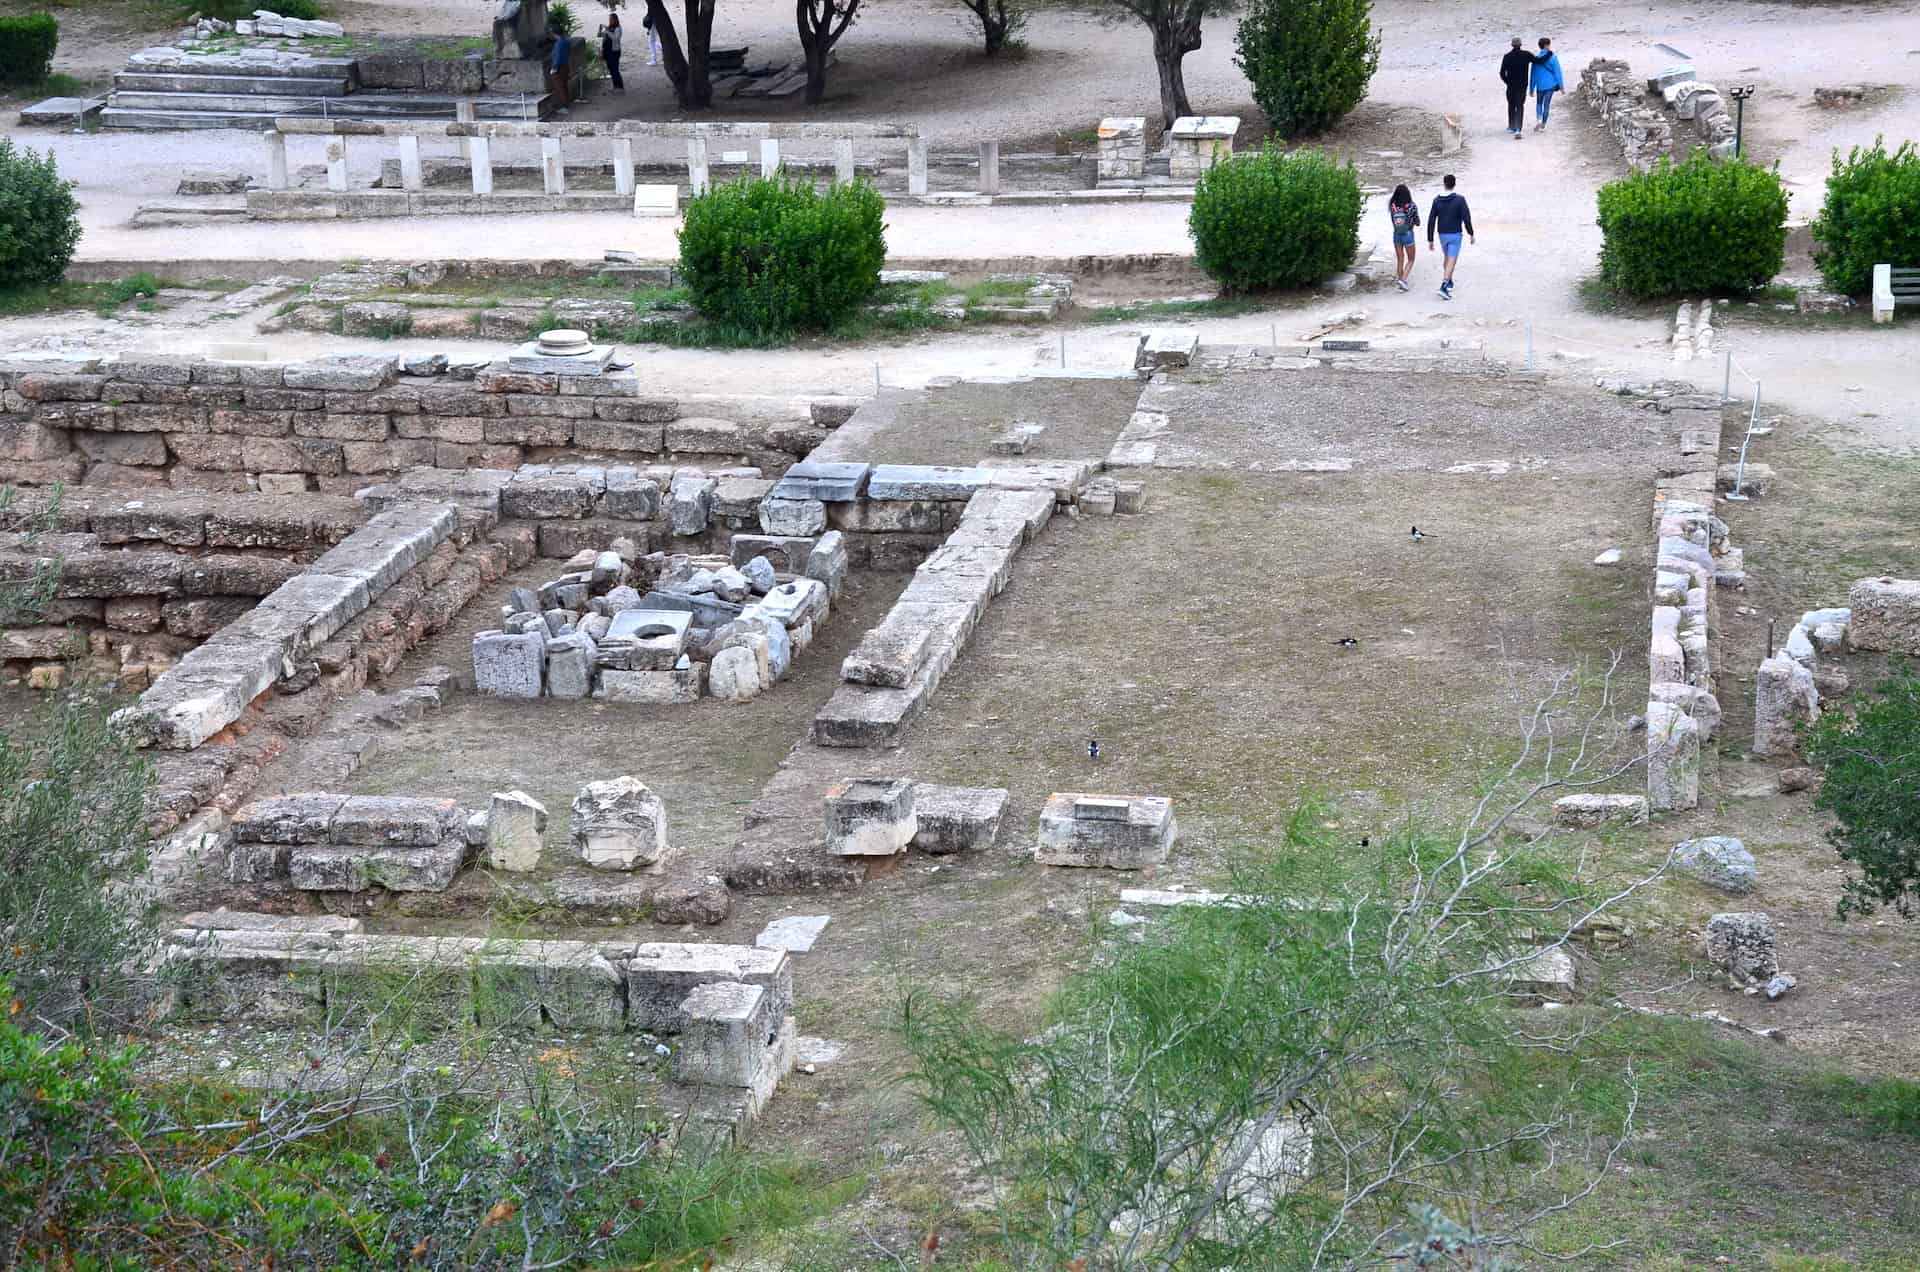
[[262, 129, 997, 199]]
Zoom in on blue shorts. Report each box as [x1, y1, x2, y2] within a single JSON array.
[[1392, 227, 1415, 247], [1438, 232, 1463, 258]]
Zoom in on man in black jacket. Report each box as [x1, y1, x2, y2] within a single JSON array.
[[1500, 36, 1534, 138], [1426, 174, 1475, 299]]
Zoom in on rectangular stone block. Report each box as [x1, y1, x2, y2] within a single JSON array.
[[232, 793, 347, 844], [474, 629, 545, 697], [769, 461, 869, 503], [289, 839, 465, 892], [911, 784, 1009, 854], [1035, 793, 1176, 869], [867, 464, 990, 501], [1846, 576, 1920, 654], [825, 777, 917, 856], [595, 664, 706, 703], [673, 981, 779, 1088], [1552, 793, 1650, 829], [546, 631, 598, 698], [624, 942, 791, 1034], [329, 795, 458, 847], [282, 355, 398, 392], [504, 469, 601, 519]]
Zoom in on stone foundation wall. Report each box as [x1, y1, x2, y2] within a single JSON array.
[[1580, 58, 1674, 170], [0, 352, 840, 496], [0, 488, 368, 688]]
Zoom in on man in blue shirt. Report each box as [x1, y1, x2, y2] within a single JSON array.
[[1426, 174, 1475, 300], [548, 30, 572, 108]]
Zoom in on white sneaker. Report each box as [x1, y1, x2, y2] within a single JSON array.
[[1395, 278, 1409, 292]]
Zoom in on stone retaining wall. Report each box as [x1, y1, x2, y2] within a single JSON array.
[[1580, 58, 1674, 170], [0, 352, 833, 495]]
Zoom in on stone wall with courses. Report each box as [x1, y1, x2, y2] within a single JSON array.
[[1580, 59, 1674, 170], [0, 487, 369, 687], [0, 352, 843, 495], [1639, 388, 1742, 813]]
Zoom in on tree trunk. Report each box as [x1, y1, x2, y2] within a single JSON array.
[[1152, 26, 1193, 127], [643, 0, 712, 109], [797, 0, 861, 105]]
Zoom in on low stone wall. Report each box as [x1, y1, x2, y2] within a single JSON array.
[[1639, 388, 1742, 813], [0, 352, 831, 495], [159, 915, 799, 1135], [1580, 58, 1674, 170]]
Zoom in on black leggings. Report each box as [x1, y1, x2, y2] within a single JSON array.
[[606, 50, 624, 89]]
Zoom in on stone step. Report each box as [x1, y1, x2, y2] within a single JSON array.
[[100, 96, 551, 130], [114, 71, 353, 96]]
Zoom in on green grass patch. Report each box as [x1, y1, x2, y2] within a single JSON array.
[[959, 277, 1034, 305], [0, 273, 165, 319], [1080, 295, 1271, 323]]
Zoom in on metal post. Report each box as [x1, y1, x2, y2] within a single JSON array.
[[1725, 381, 1761, 501], [1059, 334, 1066, 369], [1722, 348, 1732, 402], [1729, 84, 1755, 159]]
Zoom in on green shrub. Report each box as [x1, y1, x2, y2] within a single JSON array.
[[1188, 147, 1362, 293], [1595, 153, 1788, 299], [0, 13, 58, 85], [549, 0, 579, 37], [1807, 663, 1920, 920], [1235, 0, 1380, 139], [678, 175, 886, 337], [0, 140, 81, 290], [1812, 138, 1920, 296]]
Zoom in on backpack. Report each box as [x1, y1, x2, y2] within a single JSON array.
[[1390, 203, 1417, 231]]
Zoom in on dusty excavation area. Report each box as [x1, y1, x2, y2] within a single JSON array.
[[3, 328, 1915, 1264]]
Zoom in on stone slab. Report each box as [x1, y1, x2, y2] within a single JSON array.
[[1035, 792, 1176, 869]]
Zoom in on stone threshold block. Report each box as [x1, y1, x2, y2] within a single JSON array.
[[866, 464, 990, 502], [769, 460, 869, 503], [596, 665, 705, 703], [1552, 793, 1650, 829], [626, 942, 793, 1034], [288, 838, 468, 892], [911, 784, 1008, 854], [825, 777, 917, 856], [1035, 793, 1176, 869], [601, 607, 692, 670], [1137, 330, 1200, 371]]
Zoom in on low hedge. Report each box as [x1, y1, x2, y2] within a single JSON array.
[[677, 175, 886, 336], [1188, 147, 1363, 293], [0, 14, 57, 85], [1812, 138, 1920, 296], [1595, 153, 1788, 299]]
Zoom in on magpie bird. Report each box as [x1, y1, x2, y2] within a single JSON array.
[[1410, 525, 1437, 541], [1087, 737, 1100, 761], [1333, 637, 1358, 648]]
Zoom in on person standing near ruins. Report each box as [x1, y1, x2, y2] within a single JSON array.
[[548, 28, 572, 108], [599, 14, 625, 92], [1426, 174, 1474, 300], [1388, 184, 1420, 292], [1530, 37, 1564, 130], [1500, 36, 1534, 138], [642, 8, 662, 66]]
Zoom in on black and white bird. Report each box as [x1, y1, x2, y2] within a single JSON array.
[[1409, 525, 1437, 541], [1087, 737, 1101, 761], [1333, 636, 1359, 648]]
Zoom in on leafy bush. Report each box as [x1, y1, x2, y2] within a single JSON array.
[[548, 0, 579, 37], [1807, 663, 1920, 919], [1235, 0, 1380, 139], [1812, 138, 1920, 296], [0, 13, 57, 85], [1594, 153, 1788, 299], [0, 139, 81, 290], [678, 175, 886, 337], [172, 0, 325, 19], [1188, 147, 1362, 293]]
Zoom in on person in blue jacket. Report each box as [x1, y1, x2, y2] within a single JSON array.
[[1530, 37, 1565, 131]]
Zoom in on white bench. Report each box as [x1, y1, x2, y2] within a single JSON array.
[[1873, 263, 1920, 323]]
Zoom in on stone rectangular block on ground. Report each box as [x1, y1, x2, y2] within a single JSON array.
[[673, 982, 780, 1088], [1035, 793, 1176, 868], [625, 942, 792, 1034], [1845, 577, 1920, 653], [825, 778, 917, 855], [911, 784, 1009, 853]]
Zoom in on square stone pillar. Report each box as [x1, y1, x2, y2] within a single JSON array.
[[978, 140, 1000, 194], [324, 136, 348, 191], [265, 130, 289, 190], [1096, 116, 1146, 182], [834, 138, 856, 183], [540, 136, 565, 194], [470, 135, 494, 194], [907, 136, 928, 196], [687, 136, 710, 195], [1168, 115, 1239, 180], [612, 137, 635, 195], [397, 134, 424, 191], [760, 138, 780, 178]]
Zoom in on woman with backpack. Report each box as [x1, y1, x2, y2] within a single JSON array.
[[598, 14, 624, 92], [1388, 184, 1420, 292]]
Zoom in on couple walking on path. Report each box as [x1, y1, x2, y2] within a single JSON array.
[[1387, 175, 1474, 300], [1501, 36, 1564, 136]]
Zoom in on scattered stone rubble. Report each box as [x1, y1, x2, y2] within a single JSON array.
[[1703, 911, 1789, 996], [470, 535, 832, 704]]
